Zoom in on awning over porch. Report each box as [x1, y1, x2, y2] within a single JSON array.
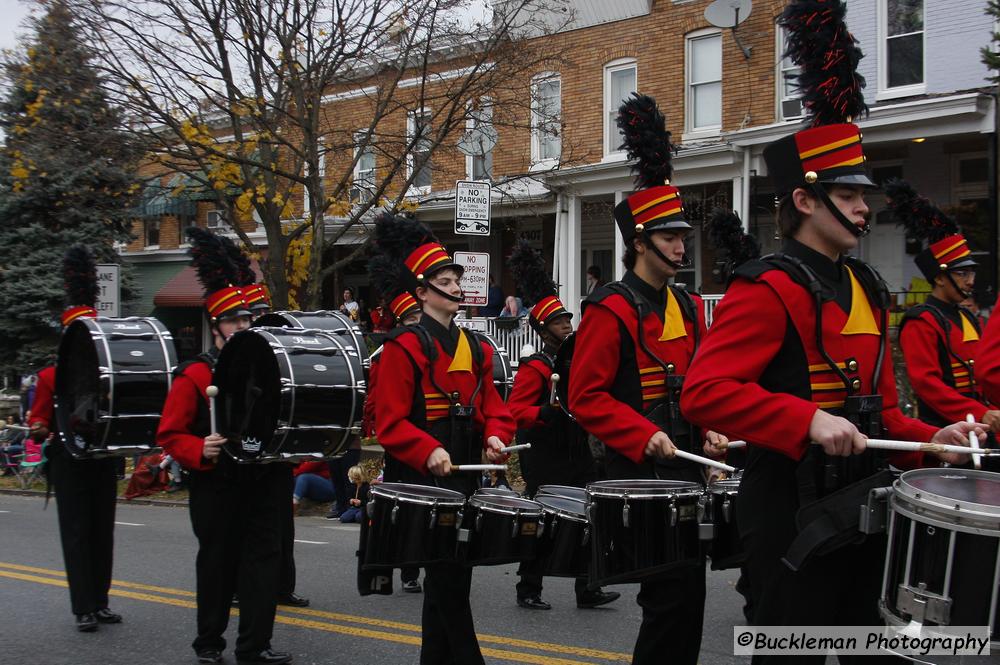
[[153, 260, 263, 308]]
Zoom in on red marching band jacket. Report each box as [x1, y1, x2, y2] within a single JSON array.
[[682, 266, 936, 468], [899, 299, 988, 425], [28, 365, 56, 431], [506, 356, 552, 430], [362, 351, 382, 439], [374, 328, 515, 474], [568, 284, 706, 464], [979, 313, 1000, 406], [156, 359, 217, 472]]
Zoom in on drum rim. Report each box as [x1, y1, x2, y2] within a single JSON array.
[[536, 495, 587, 521], [586, 479, 703, 498], [468, 494, 543, 516], [537, 484, 587, 495], [896, 468, 1000, 519], [708, 479, 741, 492], [371, 482, 466, 505]]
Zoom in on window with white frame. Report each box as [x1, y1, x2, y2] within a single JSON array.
[[686, 30, 722, 134], [407, 109, 433, 192], [352, 131, 376, 203], [177, 214, 197, 244], [879, 0, 924, 94], [531, 73, 561, 164], [776, 26, 804, 121], [466, 99, 495, 180], [145, 219, 160, 248], [604, 59, 637, 156]]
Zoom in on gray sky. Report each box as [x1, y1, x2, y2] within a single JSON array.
[[0, 0, 34, 53]]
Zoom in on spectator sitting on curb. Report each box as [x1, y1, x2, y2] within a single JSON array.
[[338, 465, 369, 523]]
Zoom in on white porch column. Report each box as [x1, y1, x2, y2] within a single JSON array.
[[554, 192, 568, 306], [565, 193, 582, 309], [613, 191, 626, 281], [739, 146, 752, 231]]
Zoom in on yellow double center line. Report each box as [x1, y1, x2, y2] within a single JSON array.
[[0, 561, 629, 664]]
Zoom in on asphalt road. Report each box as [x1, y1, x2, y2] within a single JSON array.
[[0, 492, 752, 665]]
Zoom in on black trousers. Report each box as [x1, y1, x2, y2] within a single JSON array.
[[421, 562, 483, 665], [48, 444, 118, 616], [605, 451, 708, 665], [277, 465, 296, 596], [327, 448, 361, 513], [515, 559, 589, 601], [187, 464, 284, 657]]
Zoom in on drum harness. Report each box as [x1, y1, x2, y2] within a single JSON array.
[[522, 348, 588, 465], [751, 253, 897, 571]]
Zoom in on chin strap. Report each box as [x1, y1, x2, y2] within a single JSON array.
[[809, 183, 871, 238], [639, 231, 691, 270], [944, 272, 971, 299], [425, 281, 464, 303]]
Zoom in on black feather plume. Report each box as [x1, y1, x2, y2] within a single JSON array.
[[884, 178, 960, 244], [507, 240, 556, 308], [779, 0, 868, 127], [708, 210, 761, 285], [372, 212, 437, 262], [187, 226, 239, 295], [220, 236, 256, 287], [616, 93, 674, 190], [368, 252, 412, 301], [62, 245, 98, 308]]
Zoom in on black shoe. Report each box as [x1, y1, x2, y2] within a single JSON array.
[[196, 649, 223, 664], [94, 608, 122, 623], [576, 589, 621, 609], [277, 592, 309, 607], [75, 613, 99, 632], [401, 580, 422, 593], [324, 509, 341, 520], [516, 595, 551, 610], [236, 649, 293, 664]]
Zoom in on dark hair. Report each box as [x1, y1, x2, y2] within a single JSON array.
[[343, 287, 355, 298], [776, 192, 806, 238], [623, 240, 638, 271], [587, 265, 601, 280]]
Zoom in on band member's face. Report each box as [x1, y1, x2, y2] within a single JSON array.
[[217, 315, 251, 340], [939, 268, 976, 301], [645, 230, 686, 277], [546, 315, 573, 342], [401, 311, 422, 326], [796, 185, 869, 252], [419, 269, 462, 315]]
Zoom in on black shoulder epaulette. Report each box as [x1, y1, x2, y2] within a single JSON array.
[[844, 256, 891, 310], [524, 352, 554, 370], [734, 253, 824, 298], [900, 302, 950, 338], [172, 351, 216, 379]]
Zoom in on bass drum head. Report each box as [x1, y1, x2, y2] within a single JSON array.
[[477, 332, 513, 401], [255, 310, 370, 383], [214, 329, 283, 461], [55, 319, 103, 456]]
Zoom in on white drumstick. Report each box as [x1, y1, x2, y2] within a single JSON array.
[[206, 385, 219, 434], [860, 439, 999, 456], [451, 464, 507, 472], [549, 373, 560, 405], [499, 443, 531, 454], [674, 450, 736, 473], [967, 413, 982, 470], [724, 440, 747, 449]]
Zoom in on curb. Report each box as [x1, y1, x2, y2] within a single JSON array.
[[0, 487, 188, 508]]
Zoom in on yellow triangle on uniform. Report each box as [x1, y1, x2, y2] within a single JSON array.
[[961, 313, 981, 343], [660, 288, 688, 341], [448, 330, 473, 373], [841, 268, 880, 336]]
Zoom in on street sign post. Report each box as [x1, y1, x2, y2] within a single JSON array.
[[455, 180, 491, 236], [454, 251, 490, 307], [95, 264, 120, 317]]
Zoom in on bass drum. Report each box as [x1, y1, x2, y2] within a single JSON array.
[[255, 310, 369, 379], [477, 332, 513, 401], [55, 317, 177, 458], [214, 327, 364, 462]]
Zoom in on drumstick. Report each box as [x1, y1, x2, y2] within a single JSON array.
[[549, 373, 560, 405], [674, 449, 736, 473], [967, 413, 982, 470], [206, 385, 219, 434], [3, 424, 32, 432], [857, 439, 1000, 456], [499, 443, 531, 454], [451, 464, 507, 472], [723, 440, 746, 449]]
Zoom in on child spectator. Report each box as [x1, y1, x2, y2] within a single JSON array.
[[339, 465, 369, 523]]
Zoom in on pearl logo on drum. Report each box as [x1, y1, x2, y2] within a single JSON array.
[[130, 350, 144, 357], [313, 364, 327, 372]]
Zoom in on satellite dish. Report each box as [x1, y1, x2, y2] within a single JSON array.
[[704, 0, 752, 29]]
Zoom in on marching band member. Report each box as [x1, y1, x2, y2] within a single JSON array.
[[681, 3, 981, 661], [156, 228, 291, 665], [978, 310, 1000, 406], [887, 181, 1000, 439], [567, 94, 724, 665], [372, 213, 514, 665], [30, 246, 121, 633], [505, 240, 619, 611]]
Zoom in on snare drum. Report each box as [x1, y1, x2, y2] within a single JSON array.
[[880, 468, 1000, 645], [362, 483, 466, 569], [536, 495, 589, 578], [55, 317, 177, 458], [477, 332, 513, 401], [703, 479, 744, 571], [475, 487, 520, 497], [536, 485, 587, 502], [214, 327, 364, 462], [587, 479, 703, 586], [458, 494, 543, 566]]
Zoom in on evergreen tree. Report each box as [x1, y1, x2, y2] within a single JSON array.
[[984, 0, 1000, 83], [0, 0, 140, 374]]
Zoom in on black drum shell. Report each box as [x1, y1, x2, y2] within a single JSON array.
[[254, 310, 369, 381], [362, 484, 464, 569], [55, 317, 176, 457], [705, 480, 744, 571], [587, 488, 702, 586], [536, 496, 589, 578], [458, 496, 542, 566]]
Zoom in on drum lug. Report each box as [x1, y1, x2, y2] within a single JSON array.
[[475, 512, 483, 532], [548, 515, 557, 539], [697, 494, 707, 522], [391, 501, 399, 526], [859, 487, 891, 535], [511, 511, 520, 539], [722, 496, 732, 524], [582, 525, 590, 546], [622, 500, 630, 529], [428, 506, 438, 529], [365, 502, 375, 518], [897, 583, 952, 625], [670, 502, 678, 527]]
